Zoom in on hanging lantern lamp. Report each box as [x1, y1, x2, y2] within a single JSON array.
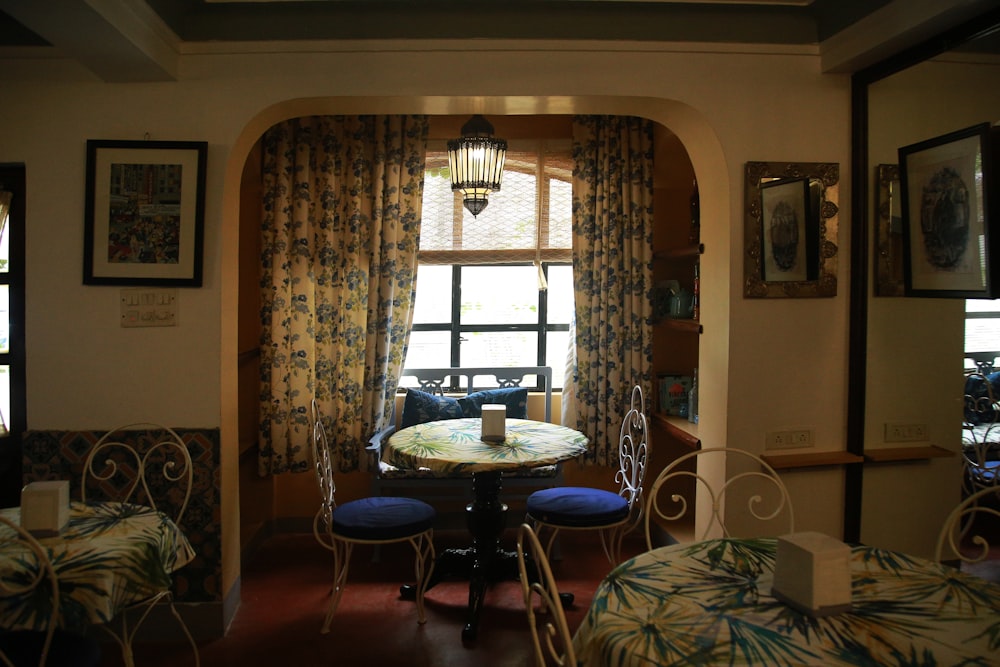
[[447, 115, 507, 217]]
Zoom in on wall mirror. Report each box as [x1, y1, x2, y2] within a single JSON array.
[[743, 161, 839, 298], [846, 9, 1000, 549]]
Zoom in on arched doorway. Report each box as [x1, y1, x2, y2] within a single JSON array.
[[219, 96, 732, 610]]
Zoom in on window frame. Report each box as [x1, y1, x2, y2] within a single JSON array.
[[0, 164, 27, 508], [407, 262, 571, 391]]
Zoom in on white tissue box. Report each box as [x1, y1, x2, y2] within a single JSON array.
[[481, 404, 506, 443], [20, 480, 70, 537], [772, 531, 852, 617]]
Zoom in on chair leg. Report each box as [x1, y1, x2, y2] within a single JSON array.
[[166, 598, 202, 667], [411, 532, 435, 624], [99, 592, 199, 667], [321, 540, 354, 634]]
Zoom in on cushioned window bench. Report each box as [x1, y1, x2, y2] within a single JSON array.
[[366, 367, 561, 526]]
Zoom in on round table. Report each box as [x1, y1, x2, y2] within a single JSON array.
[[384, 417, 589, 641], [572, 537, 1000, 667]]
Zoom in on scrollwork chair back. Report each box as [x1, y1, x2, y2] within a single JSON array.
[[644, 447, 794, 549]]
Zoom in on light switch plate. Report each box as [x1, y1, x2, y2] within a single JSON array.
[[120, 288, 178, 327]]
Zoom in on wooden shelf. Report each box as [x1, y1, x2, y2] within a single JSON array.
[[654, 243, 704, 261], [659, 318, 702, 334], [760, 451, 864, 470], [863, 445, 954, 463], [651, 412, 700, 449]]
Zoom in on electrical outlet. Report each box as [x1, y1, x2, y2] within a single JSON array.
[[884, 423, 929, 442], [766, 428, 814, 450], [788, 429, 814, 447]]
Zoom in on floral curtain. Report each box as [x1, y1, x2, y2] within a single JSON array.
[[568, 115, 654, 465], [258, 115, 428, 475]]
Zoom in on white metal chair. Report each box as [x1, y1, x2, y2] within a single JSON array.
[[81, 423, 199, 667], [0, 515, 102, 667], [934, 486, 1000, 565], [644, 447, 794, 550], [310, 400, 436, 633], [516, 523, 576, 667], [526, 385, 648, 564]]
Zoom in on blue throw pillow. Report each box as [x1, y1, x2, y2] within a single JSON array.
[[399, 388, 463, 429], [458, 387, 529, 419]]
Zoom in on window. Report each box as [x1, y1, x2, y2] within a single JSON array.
[[403, 142, 573, 389], [965, 298, 1000, 371], [0, 165, 25, 508]]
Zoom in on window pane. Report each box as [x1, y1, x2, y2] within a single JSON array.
[[548, 178, 572, 250], [461, 331, 538, 368], [0, 366, 9, 434], [411, 265, 452, 323], [401, 330, 451, 377], [545, 331, 570, 389], [966, 298, 1000, 313], [461, 266, 538, 324], [0, 286, 8, 355], [546, 265, 573, 323], [965, 317, 1000, 353]]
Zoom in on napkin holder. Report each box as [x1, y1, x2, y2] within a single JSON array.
[[481, 404, 506, 443], [20, 480, 70, 537], [771, 531, 852, 617]]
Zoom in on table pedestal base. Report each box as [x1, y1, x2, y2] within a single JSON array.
[[400, 470, 522, 642]]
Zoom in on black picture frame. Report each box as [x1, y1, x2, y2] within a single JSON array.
[[84, 139, 207, 286], [758, 177, 816, 283], [898, 122, 998, 298]]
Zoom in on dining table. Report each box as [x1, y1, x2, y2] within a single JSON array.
[[382, 416, 589, 641], [572, 536, 1000, 666], [0, 500, 195, 633]]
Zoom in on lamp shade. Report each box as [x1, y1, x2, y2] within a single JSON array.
[[447, 115, 507, 217]]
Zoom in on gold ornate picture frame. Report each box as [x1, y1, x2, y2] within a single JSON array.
[[744, 161, 839, 298], [874, 163, 904, 296]]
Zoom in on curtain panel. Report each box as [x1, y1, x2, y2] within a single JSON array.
[[258, 115, 428, 475], [568, 115, 655, 465]]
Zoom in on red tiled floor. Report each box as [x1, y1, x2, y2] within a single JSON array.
[[100, 528, 641, 667]]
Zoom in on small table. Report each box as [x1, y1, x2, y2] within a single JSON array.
[[384, 417, 588, 641], [0, 501, 195, 632], [573, 537, 1000, 667]]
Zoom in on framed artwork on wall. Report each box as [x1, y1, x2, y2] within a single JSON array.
[[84, 139, 207, 286], [898, 122, 998, 298], [744, 161, 839, 298]]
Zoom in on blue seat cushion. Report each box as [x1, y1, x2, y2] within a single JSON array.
[[527, 487, 629, 527], [332, 496, 436, 540]]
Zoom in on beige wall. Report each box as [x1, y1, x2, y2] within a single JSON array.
[[0, 40, 851, 623], [862, 55, 1000, 557]]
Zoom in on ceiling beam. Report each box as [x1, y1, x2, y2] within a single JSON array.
[[0, 0, 179, 81]]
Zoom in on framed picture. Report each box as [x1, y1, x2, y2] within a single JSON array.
[[744, 161, 839, 298], [84, 139, 207, 286], [898, 122, 998, 298], [873, 164, 904, 296]]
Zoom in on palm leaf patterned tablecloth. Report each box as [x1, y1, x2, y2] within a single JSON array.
[[0, 501, 194, 632], [573, 538, 1000, 667], [384, 418, 589, 474]]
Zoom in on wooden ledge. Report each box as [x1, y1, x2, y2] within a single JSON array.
[[760, 451, 864, 470], [863, 445, 954, 463]]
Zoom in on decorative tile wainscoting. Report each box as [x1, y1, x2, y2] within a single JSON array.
[[21, 427, 222, 606]]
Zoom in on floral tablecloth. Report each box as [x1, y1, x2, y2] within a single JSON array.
[[573, 537, 1000, 666], [384, 417, 589, 474], [0, 500, 194, 632]]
